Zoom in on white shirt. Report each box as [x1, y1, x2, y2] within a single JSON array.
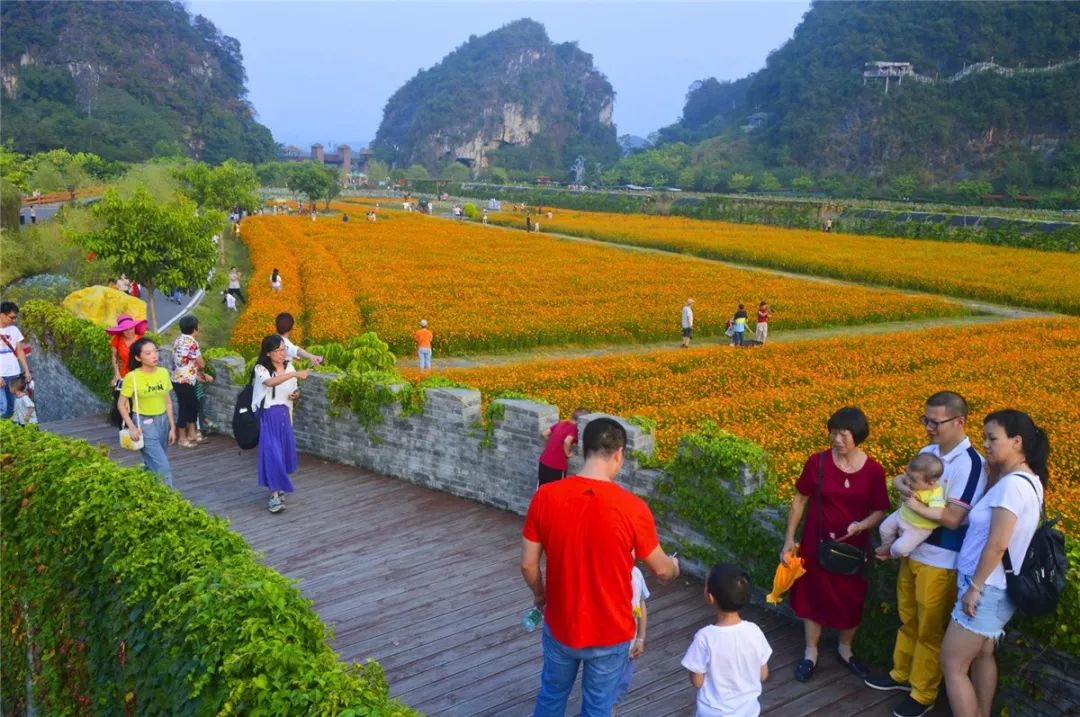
[[681, 621, 772, 717], [252, 363, 297, 411], [910, 438, 987, 570], [957, 471, 1043, 589], [271, 273, 282, 288], [281, 335, 300, 361], [14, 394, 36, 425], [682, 305, 694, 329], [225, 293, 237, 310], [228, 271, 241, 289], [0, 325, 25, 376]]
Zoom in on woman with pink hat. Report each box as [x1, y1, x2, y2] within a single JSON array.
[[107, 314, 147, 427]]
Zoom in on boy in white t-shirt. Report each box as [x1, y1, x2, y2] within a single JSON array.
[[682, 563, 772, 717], [612, 565, 650, 714]]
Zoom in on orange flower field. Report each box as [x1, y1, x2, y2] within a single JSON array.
[[419, 318, 1080, 530], [231, 214, 969, 355], [486, 208, 1080, 314]]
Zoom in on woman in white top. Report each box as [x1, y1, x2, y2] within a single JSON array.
[[252, 334, 309, 513], [941, 409, 1049, 717], [270, 268, 282, 292]]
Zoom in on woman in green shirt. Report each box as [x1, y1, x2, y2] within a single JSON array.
[[118, 338, 177, 486]]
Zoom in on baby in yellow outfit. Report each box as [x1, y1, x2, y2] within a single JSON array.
[[876, 453, 946, 559]]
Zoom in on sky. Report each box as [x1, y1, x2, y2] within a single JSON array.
[[186, 1, 811, 149]]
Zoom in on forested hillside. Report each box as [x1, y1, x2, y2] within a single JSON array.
[[372, 19, 619, 180], [612, 1, 1080, 199], [0, 0, 276, 164]]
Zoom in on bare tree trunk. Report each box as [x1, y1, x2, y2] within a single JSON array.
[[145, 283, 158, 332]]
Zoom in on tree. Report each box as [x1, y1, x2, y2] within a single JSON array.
[[404, 164, 430, 181], [791, 175, 815, 193], [364, 159, 390, 185], [286, 162, 340, 208], [175, 159, 259, 212], [757, 172, 782, 192], [890, 174, 919, 200], [729, 173, 753, 192], [441, 162, 471, 182], [955, 179, 992, 205], [0, 143, 31, 191], [73, 189, 223, 330]]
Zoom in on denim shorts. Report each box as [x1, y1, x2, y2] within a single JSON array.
[[950, 573, 1015, 641]]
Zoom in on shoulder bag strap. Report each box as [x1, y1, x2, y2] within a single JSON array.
[[0, 333, 15, 352], [814, 451, 826, 544], [131, 371, 141, 424], [1000, 472, 1043, 576]]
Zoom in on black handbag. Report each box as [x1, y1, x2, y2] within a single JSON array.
[[814, 452, 870, 576]]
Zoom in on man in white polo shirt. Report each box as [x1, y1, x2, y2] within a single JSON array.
[[865, 391, 986, 717]]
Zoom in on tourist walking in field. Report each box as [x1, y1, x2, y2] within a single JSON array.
[[0, 302, 32, 420], [864, 392, 986, 717], [171, 316, 206, 448], [275, 312, 324, 366], [940, 410, 1048, 717], [537, 407, 588, 487], [270, 268, 282, 293], [107, 313, 147, 427], [681, 298, 694, 348], [682, 564, 772, 717], [117, 337, 176, 486], [414, 319, 433, 372], [732, 304, 748, 346], [780, 406, 889, 683], [755, 301, 770, 345], [521, 417, 680, 716], [253, 334, 309, 513], [227, 266, 246, 303]]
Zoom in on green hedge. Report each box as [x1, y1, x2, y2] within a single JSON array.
[[18, 299, 115, 401], [0, 423, 414, 716]]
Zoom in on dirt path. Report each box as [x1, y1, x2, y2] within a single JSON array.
[[383, 216, 1056, 369]]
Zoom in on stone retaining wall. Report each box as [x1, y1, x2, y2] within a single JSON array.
[[25, 339, 108, 423]]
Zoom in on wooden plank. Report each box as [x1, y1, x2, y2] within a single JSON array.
[[42, 415, 953, 717]]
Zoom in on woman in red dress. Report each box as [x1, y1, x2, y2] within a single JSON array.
[[781, 406, 890, 683]]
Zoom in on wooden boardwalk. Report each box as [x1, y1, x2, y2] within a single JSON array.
[[45, 415, 949, 717]]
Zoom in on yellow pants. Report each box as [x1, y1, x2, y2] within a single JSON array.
[[890, 558, 957, 706]]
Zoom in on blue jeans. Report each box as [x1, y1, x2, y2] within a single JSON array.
[[1, 374, 20, 419], [139, 413, 173, 487], [533, 625, 631, 717], [417, 347, 432, 370], [733, 330, 745, 346]]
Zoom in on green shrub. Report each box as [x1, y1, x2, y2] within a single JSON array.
[[462, 202, 479, 219], [0, 423, 414, 715], [18, 299, 115, 401]]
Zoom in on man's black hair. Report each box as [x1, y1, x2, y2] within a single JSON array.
[[581, 417, 626, 460]]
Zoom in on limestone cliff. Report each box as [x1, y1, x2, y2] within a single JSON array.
[[372, 19, 619, 179]]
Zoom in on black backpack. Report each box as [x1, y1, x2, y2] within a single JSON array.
[[232, 382, 261, 450], [1001, 473, 1069, 617]]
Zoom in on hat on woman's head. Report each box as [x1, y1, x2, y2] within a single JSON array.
[[420, 319, 428, 327], [106, 314, 148, 335]]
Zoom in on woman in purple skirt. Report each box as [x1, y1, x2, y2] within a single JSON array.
[[252, 335, 309, 513]]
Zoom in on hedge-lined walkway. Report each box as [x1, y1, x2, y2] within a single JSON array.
[[44, 415, 948, 716]]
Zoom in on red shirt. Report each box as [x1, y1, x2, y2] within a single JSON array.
[[757, 307, 769, 323], [523, 476, 660, 648], [539, 420, 578, 471]]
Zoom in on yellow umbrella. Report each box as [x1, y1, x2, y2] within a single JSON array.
[[63, 286, 146, 327], [766, 548, 807, 604]]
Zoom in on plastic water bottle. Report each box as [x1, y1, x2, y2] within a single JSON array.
[[522, 607, 543, 632]]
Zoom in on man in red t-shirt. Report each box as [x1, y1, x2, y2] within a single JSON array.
[[537, 407, 588, 487], [522, 417, 680, 716]]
